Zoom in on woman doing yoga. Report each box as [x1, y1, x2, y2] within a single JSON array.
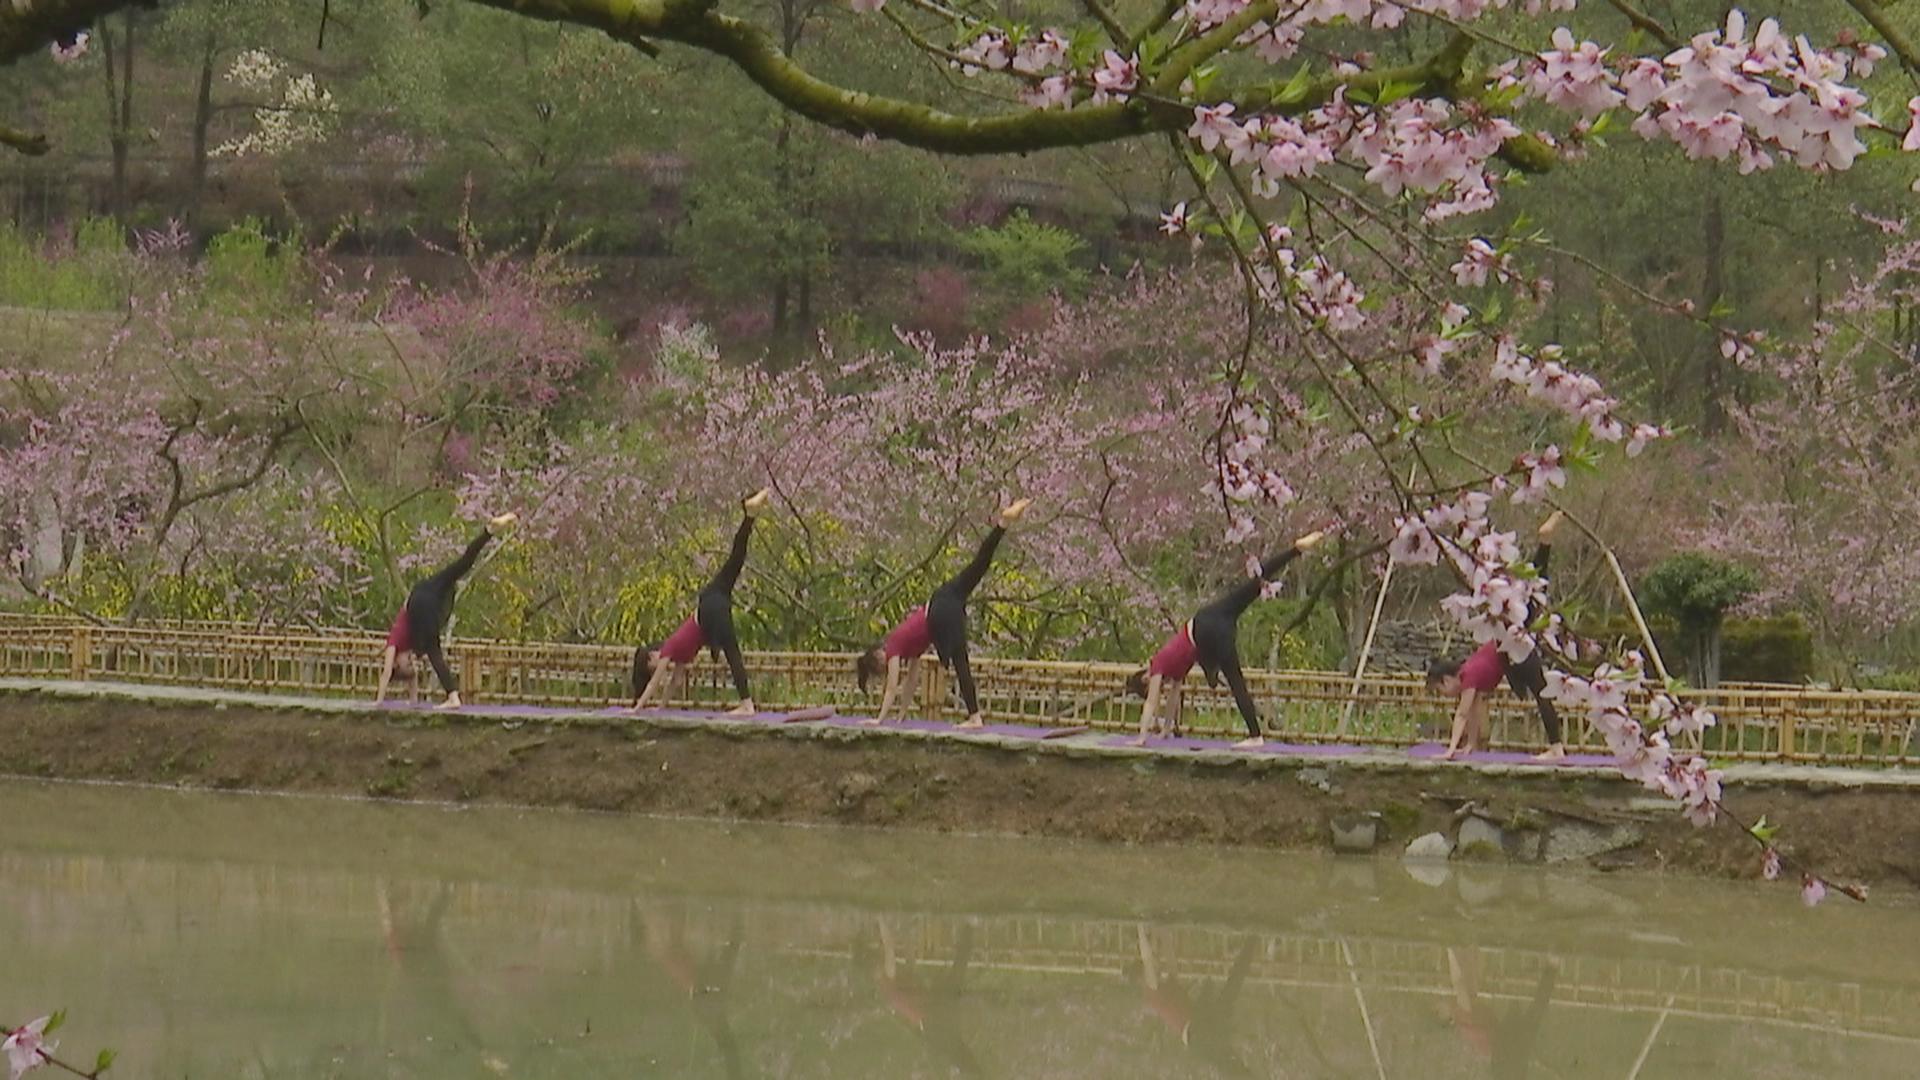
[[375, 512, 518, 710], [1426, 512, 1567, 761], [631, 490, 772, 716], [855, 498, 1032, 729], [1127, 530, 1325, 749]]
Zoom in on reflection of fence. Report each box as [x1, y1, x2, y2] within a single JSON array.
[[841, 912, 1920, 1045], [4, 613, 1920, 765], [6, 845, 1909, 1048]]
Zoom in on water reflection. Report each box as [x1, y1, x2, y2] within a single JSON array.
[[1442, 948, 1554, 1080], [637, 902, 747, 1079], [1126, 926, 1256, 1076], [0, 782, 1917, 1079], [860, 920, 983, 1077]]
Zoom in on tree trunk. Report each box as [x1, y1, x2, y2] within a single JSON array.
[[99, 11, 137, 224], [186, 33, 216, 235], [1699, 188, 1727, 435], [770, 275, 790, 339]]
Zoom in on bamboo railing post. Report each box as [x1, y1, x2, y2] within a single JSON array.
[[70, 625, 91, 681], [1339, 556, 1396, 738]]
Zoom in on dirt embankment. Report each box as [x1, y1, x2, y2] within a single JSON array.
[[0, 693, 1913, 891]]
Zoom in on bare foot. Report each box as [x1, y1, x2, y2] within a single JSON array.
[[743, 488, 773, 516], [488, 512, 519, 532], [1294, 530, 1327, 552], [998, 497, 1034, 526], [727, 700, 757, 716], [1125, 735, 1149, 747], [1233, 736, 1266, 749], [860, 717, 887, 727], [1538, 510, 1565, 542], [1533, 745, 1568, 763], [958, 716, 986, 729], [1440, 746, 1462, 761], [434, 693, 463, 711]]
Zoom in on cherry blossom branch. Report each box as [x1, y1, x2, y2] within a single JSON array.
[[1127, 0, 1188, 53], [1439, 436, 1673, 683], [1840, 0, 1920, 78], [1601, 0, 1681, 51], [1077, 0, 1129, 46]]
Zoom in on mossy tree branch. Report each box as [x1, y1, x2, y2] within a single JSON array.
[[2, 0, 1551, 168]]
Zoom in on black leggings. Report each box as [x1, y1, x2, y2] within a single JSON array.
[[405, 529, 494, 694], [695, 514, 756, 700], [1507, 542, 1563, 744], [1190, 548, 1301, 739], [927, 526, 1006, 718]]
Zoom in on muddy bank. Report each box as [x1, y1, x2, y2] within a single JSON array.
[[0, 690, 1912, 891]]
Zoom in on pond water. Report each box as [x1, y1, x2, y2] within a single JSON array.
[[0, 780, 1915, 1079]]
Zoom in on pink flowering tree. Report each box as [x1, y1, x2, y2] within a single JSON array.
[[7, 0, 1904, 900], [0, 256, 326, 621], [1704, 229, 1920, 674], [300, 216, 610, 605]]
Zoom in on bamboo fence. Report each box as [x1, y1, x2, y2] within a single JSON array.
[[2, 613, 1918, 766]]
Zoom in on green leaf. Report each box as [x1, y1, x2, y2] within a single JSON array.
[[1373, 80, 1420, 106], [1749, 816, 1778, 843], [1480, 295, 1504, 325], [44, 1011, 66, 1036], [1274, 63, 1313, 105], [95, 1048, 118, 1074], [1589, 110, 1614, 136], [1708, 297, 1735, 320]]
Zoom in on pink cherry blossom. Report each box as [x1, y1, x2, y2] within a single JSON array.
[[1801, 874, 1827, 907], [1188, 104, 1242, 154], [1020, 76, 1074, 110], [1528, 29, 1625, 118], [1090, 51, 1140, 104], [1450, 238, 1509, 287], [1011, 30, 1069, 74], [1160, 202, 1190, 235], [1388, 517, 1441, 565], [3, 1018, 53, 1080], [847, 0, 886, 12], [1512, 447, 1567, 503], [1761, 848, 1781, 881]]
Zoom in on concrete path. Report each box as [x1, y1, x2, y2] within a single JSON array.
[[4, 677, 1914, 795]]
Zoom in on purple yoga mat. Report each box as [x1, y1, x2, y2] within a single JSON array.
[[826, 716, 1089, 740], [1407, 742, 1614, 767], [1099, 735, 1366, 755]]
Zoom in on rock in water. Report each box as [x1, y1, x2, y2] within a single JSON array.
[[1329, 813, 1380, 854]]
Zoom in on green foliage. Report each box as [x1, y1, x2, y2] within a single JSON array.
[[674, 96, 957, 317], [957, 210, 1089, 301], [203, 218, 298, 306], [1721, 615, 1814, 684], [1581, 613, 1811, 684], [1639, 552, 1758, 633], [0, 219, 131, 310]]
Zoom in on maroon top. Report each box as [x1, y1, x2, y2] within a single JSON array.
[[658, 614, 707, 665], [883, 606, 933, 661], [386, 608, 413, 655], [1147, 623, 1200, 681], [1458, 640, 1506, 692]]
